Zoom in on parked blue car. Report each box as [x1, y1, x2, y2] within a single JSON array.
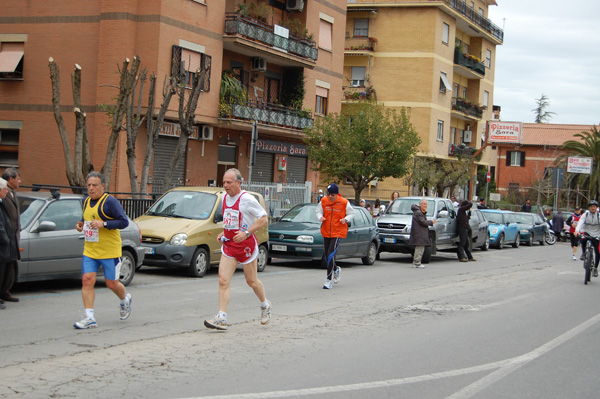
[[480, 209, 520, 249], [514, 212, 548, 246]]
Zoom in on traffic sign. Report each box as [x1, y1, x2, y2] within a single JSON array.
[[486, 171, 491, 183]]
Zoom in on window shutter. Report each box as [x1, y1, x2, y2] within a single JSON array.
[[505, 151, 511, 166], [520, 152, 526, 167], [319, 19, 332, 51]]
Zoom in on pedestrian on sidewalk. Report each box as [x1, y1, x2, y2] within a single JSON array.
[[204, 168, 271, 331], [316, 183, 355, 289]]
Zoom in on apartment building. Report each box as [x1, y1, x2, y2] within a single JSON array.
[[343, 0, 503, 199], [0, 0, 346, 193]]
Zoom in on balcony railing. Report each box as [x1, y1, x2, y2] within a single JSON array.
[[343, 85, 376, 101], [224, 13, 318, 61], [452, 97, 485, 119], [344, 37, 376, 52], [220, 99, 314, 130], [449, 143, 477, 157], [443, 0, 504, 42], [454, 49, 485, 76]]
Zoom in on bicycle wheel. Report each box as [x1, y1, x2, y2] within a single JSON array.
[[584, 244, 593, 285]]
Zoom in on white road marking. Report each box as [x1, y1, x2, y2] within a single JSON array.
[[179, 312, 600, 399]]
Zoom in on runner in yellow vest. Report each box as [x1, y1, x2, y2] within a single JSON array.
[[74, 172, 131, 329]]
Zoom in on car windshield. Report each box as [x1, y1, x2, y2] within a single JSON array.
[[386, 199, 435, 217], [484, 212, 504, 224], [19, 197, 46, 228], [146, 191, 217, 220], [514, 214, 533, 224], [280, 204, 319, 223]]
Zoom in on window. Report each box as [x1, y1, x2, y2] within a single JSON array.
[[354, 18, 369, 37], [39, 200, 82, 231], [453, 83, 459, 98], [172, 45, 212, 91], [351, 67, 366, 87], [451, 127, 457, 143], [439, 72, 452, 93], [0, 41, 24, 80], [0, 123, 20, 167], [319, 19, 333, 51], [506, 151, 525, 167], [485, 49, 492, 68], [462, 87, 467, 98], [437, 120, 444, 141], [442, 23, 449, 44], [483, 91, 489, 107], [316, 87, 328, 115]]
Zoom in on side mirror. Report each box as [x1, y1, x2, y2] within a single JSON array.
[[347, 220, 352, 228], [438, 210, 449, 218], [214, 212, 223, 223], [35, 221, 57, 233]]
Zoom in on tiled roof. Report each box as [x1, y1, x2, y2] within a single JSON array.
[[519, 123, 599, 146]]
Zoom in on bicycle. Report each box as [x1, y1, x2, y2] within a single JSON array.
[[582, 233, 599, 285]]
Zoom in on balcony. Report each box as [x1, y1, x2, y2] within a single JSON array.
[[442, 0, 504, 43], [449, 143, 477, 157], [344, 36, 376, 55], [223, 13, 318, 67], [220, 99, 313, 130], [451, 97, 485, 121], [453, 49, 485, 79], [342, 85, 376, 102]]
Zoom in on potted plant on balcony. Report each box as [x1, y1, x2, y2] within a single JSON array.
[[235, 3, 249, 17], [249, 1, 271, 24], [220, 71, 247, 118]]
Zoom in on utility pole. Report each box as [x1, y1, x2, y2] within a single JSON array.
[[248, 121, 258, 183]]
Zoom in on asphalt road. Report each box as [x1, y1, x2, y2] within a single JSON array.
[[1, 241, 599, 399]]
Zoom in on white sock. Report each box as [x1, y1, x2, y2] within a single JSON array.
[[260, 300, 270, 308], [85, 309, 94, 319], [217, 311, 227, 320]]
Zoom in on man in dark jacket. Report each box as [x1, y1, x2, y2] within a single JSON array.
[[457, 200, 475, 262], [0, 167, 21, 303], [0, 178, 18, 310], [552, 210, 565, 242], [409, 199, 436, 268]]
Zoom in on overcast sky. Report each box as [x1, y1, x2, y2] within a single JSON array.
[[488, 0, 600, 125]]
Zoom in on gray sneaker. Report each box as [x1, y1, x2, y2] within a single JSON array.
[[260, 301, 272, 325], [204, 315, 228, 331], [333, 267, 341, 284], [594, 268, 598, 278], [74, 317, 97, 329], [119, 293, 132, 320]]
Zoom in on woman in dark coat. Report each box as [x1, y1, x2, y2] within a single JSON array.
[[409, 199, 436, 268], [0, 178, 17, 310]]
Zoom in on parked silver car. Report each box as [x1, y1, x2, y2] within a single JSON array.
[[16, 191, 145, 286]]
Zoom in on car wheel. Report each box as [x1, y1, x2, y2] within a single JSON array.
[[119, 250, 136, 286], [496, 234, 504, 249], [422, 246, 432, 264], [188, 247, 209, 277], [362, 242, 377, 265], [526, 235, 533, 246], [257, 244, 268, 272], [540, 234, 545, 245], [512, 235, 520, 248], [481, 234, 489, 251]]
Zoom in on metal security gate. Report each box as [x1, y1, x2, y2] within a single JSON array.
[[242, 181, 312, 220], [253, 152, 274, 182], [153, 136, 185, 193], [286, 155, 307, 184]]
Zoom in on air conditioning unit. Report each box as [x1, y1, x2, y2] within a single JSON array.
[[286, 0, 305, 12], [463, 129, 472, 143], [251, 57, 267, 72], [200, 125, 213, 141]]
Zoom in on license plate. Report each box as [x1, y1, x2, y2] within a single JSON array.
[[383, 238, 396, 244], [272, 245, 287, 251], [144, 247, 155, 255]]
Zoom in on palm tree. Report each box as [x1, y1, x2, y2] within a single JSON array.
[[560, 126, 600, 200]]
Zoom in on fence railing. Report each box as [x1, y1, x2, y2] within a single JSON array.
[[242, 181, 312, 220]]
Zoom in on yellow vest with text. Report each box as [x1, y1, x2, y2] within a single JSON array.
[[83, 193, 122, 259]]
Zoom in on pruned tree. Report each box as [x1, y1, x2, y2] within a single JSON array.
[[304, 102, 421, 203], [49, 56, 141, 190], [532, 93, 556, 123], [163, 55, 211, 189], [409, 155, 473, 197]]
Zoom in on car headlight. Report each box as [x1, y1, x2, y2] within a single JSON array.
[[170, 233, 188, 246], [297, 235, 314, 243], [520, 229, 529, 234], [405, 225, 411, 233], [491, 227, 499, 235]]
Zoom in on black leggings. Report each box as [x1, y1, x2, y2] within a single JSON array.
[[581, 236, 600, 268], [323, 237, 341, 280]]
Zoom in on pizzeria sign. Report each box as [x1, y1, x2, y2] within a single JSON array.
[[488, 121, 522, 144]]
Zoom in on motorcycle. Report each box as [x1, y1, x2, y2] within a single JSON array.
[[544, 219, 556, 245]]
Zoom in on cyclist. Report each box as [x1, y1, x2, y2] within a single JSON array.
[[575, 200, 600, 277]]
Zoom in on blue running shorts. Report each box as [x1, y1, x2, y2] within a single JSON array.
[[82, 255, 122, 281]]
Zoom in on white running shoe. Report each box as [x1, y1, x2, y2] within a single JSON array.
[[119, 293, 132, 320], [333, 267, 341, 284], [323, 280, 333, 289], [74, 317, 97, 329], [204, 315, 228, 330], [572, 255, 577, 261], [260, 301, 272, 325]]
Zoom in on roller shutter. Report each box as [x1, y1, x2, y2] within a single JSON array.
[[153, 136, 186, 193], [253, 152, 274, 182], [286, 156, 306, 183]]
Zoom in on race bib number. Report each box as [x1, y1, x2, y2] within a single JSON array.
[[83, 221, 99, 242], [223, 208, 240, 230]]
